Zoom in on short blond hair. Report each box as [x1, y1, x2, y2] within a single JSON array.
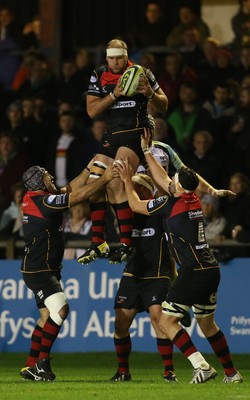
[[106, 39, 127, 50]]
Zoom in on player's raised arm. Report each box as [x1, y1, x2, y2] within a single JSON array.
[[196, 174, 236, 197], [114, 159, 149, 215], [141, 129, 172, 194]]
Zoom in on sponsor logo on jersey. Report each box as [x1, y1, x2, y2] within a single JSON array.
[[188, 210, 203, 219], [147, 196, 168, 212], [88, 84, 99, 92], [90, 74, 97, 83], [131, 228, 155, 237], [154, 196, 167, 205], [47, 195, 57, 204], [56, 194, 67, 205], [113, 100, 136, 108], [195, 243, 209, 249]]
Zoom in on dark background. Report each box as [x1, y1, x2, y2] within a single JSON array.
[[1, 0, 201, 57], [0, 0, 39, 24], [60, 0, 200, 50]]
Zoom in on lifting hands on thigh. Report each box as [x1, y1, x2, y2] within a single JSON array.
[[111, 147, 140, 203]]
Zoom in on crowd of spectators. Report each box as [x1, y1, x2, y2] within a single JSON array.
[[0, 2, 250, 259]]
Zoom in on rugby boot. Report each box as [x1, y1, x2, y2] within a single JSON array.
[[20, 366, 42, 381], [163, 370, 178, 382], [110, 370, 132, 382], [190, 365, 217, 384], [35, 358, 56, 381], [223, 371, 243, 383]]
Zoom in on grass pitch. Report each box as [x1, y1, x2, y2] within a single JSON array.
[[0, 352, 249, 400]]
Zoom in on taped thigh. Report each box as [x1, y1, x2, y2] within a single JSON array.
[[192, 304, 217, 319], [161, 300, 190, 318], [44, 292, 68, 326], [89, 161, 107, 179]]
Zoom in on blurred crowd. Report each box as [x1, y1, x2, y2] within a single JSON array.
[[0, 2, 250, 259]]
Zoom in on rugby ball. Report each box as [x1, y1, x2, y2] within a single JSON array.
[[120, 65, 145, 97]]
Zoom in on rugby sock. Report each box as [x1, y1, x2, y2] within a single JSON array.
[[173, 329, 197, 357], [38, 317, 61, 360], [114, 335, 132, 373], [90, 201, 107, 244], [207, 329, 236, 375], [157, 338, 174, 374], [116, 201, 133, 246], [26, 324, 43, 366], [172, 329, 210, 368]]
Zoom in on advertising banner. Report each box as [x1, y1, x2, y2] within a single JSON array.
[[0, 259, 249, 353]]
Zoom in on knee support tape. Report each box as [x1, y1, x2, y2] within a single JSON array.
[[161, 300, 190, 318], [89, 161, 107, 179], [192, 304, 216, 319], [44, 292, 68, 326]]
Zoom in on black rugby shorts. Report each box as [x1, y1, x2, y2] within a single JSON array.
[[166, 267, 221, 306], [100, 129, 145, 161], [114, 275, 171, 312], [23, 271, 63, 308]]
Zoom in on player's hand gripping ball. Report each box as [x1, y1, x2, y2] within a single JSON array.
[[120, 65, 145, 97]]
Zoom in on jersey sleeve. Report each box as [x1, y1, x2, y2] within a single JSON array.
[[145, 69, 160, 92], [43, 193, 70, 211], [159, 142, 185, 171], [147, 195, 170, 217], [87, 69, 103, 97]]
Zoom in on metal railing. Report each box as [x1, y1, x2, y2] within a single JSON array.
[[0, 238, 249, 260]]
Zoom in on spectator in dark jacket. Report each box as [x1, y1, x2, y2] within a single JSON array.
[[158, 52, 198, 111], [0, 131, 31, 214], [231, 0, 250, 53], [219, 172, 250, 239], [167, 5, 210, 49], [45, 112, 93, 186], [0, 7, 22, 91]]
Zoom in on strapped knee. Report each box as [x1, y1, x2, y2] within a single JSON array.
[[89, 161, 107, 179], [192, 304, 216, 319], [162, 301, 190, 318], [44, 292, 68, 326]]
